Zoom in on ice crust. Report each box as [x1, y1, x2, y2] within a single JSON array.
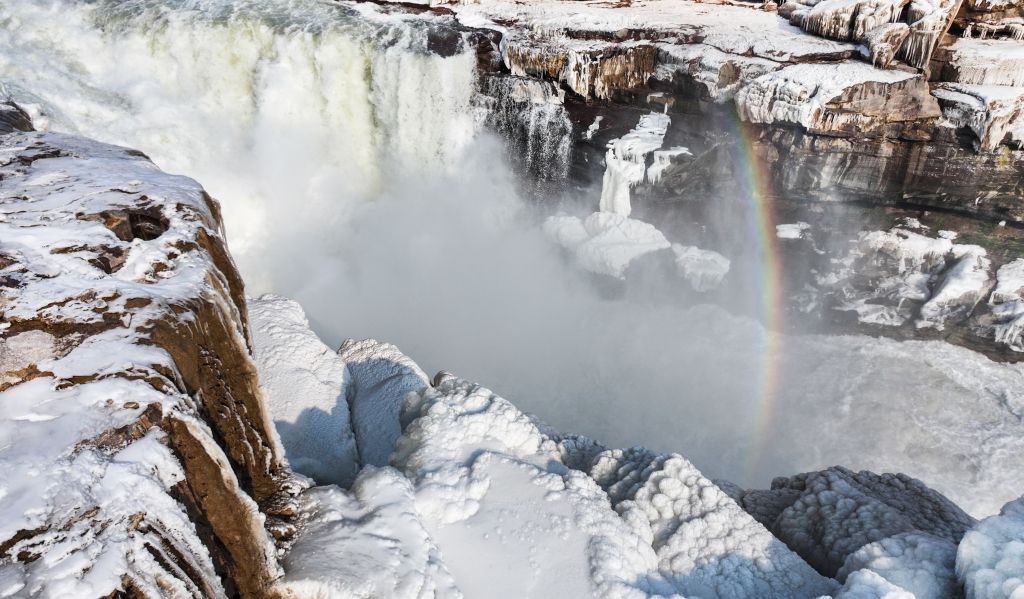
[[956, 497, 1024, 599], [249, 294, 360, 486], [267, 325, 1020, 599]]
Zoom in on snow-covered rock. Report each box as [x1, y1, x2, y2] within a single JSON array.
[[279, 468, 462, 599], [832, 569, 917, 598], [956, 496, 1024, 599], [898, 0, 962, 70], [392, 378, 676, 598], [836, 532, 960, 599], [823, 226, 995, 330], [615, 455, 840, 598], [990, 258, 1024, 351], [338, 338, 430, 468], [934, 83, 1024, 151], [671, 244, 731, 292], [777, 222, 813, 239], [801, 0, 909, 42], [736, 62, 939, 136], [754, 467, 976, 577], [543, 212, 671, 279], [0, 131, 288, 596], [249, 294, 359, 486], [935, 38, 1024, 87]]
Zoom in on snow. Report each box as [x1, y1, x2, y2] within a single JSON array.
[[736, 61, 917, 130], [249, 294, 359, 486], [671, 244, 731, 292], [338, 338, 430, 467], [944, 38, 1024, 87], [279, 469, 461, 599], [600, 113, 671, 217], [543, 212, 671, 279], [956, 496, 1024, 599]]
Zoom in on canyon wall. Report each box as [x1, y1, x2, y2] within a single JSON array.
[[0, 119, 298, 597]]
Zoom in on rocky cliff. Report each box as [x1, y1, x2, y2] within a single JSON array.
[[0, 122, 298, 597]]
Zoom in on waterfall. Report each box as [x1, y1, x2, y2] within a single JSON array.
[[0, 0, 483, 285], [480, 75, 572, 198]]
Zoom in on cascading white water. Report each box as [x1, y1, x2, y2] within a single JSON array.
[[0, 0, 482, 288], [3, 0, 1024, 518]]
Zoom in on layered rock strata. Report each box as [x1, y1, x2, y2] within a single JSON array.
[[0, 128, 296, 597]]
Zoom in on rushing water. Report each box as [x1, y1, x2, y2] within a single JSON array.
[[2, 0, 1023, 516]]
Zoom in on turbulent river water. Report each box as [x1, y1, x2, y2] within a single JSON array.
[[3, 0, 1023, 516]]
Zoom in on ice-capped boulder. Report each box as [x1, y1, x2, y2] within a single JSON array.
[[832, 569, 917, 598], [934, 83, 1024, 152], [751, 467, 976, 577], [956, 496, 1024, 599], [339, 338, 430, 467], [249, 294, 359, 486], [671, 244, 731, 292], [934, 38, 1024, 87], [600, 112, 671, 217], [735, 62, 940, 136], [614, 455, 840, 598], [823, 226, 994, 330], [836, 532, 960, 599], [860, 23, 911, 68], [801, 0, 909, 42], [989, 258, 1024, 351], [543, 212, 671, 279], [898, 0, 962, 70]]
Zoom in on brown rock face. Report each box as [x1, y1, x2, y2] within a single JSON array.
[[0, 130, 295, 597]]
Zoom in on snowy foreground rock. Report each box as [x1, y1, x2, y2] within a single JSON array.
[[249, 297, 1023, 599], [0, 130, 298, 596]]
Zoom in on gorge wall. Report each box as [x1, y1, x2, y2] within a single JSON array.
[[0, 118, 299, 597]]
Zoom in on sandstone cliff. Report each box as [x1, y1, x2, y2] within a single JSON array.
[[0, 123, 297, 597]]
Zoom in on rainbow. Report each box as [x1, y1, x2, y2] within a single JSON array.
[[725, 112, 788, 483]]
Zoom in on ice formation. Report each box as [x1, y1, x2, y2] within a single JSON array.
[[279, 469, 462, 599], [990, 259, 1024, 351], [671, 244, 731, 292], [600, 113, 671, 217], [742, 467, 975, 577], [543, 212, 672, 279], [735, 62, 933, 134], [249, 295, 359, 486], [956, 497, 1024, 599], [338, 338, 431, 468]]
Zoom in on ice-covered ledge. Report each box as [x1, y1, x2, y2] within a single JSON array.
[[0, 128, 299, 597], [246, 295, 1023, 599]]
